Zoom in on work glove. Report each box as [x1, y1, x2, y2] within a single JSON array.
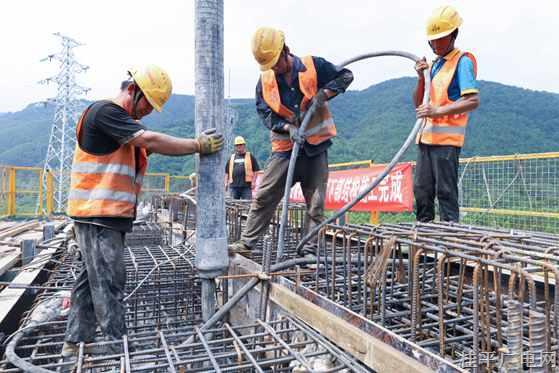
[[414, 57, 429, 79], [288, 124, 305, 145], [311, 89, 329, 107], [197, 128, 224, 155]]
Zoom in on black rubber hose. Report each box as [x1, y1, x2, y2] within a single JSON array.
[[198, 50, 431, 337], [289, 51, 431, 254], [5, 322, 59, 373]]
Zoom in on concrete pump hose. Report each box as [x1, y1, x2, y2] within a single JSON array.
[[178, 256, 319, 346], [291, 50, 431, 254], [6, 323, 57, 373]]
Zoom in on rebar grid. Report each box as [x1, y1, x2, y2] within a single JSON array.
[[124, 244, 202, 331], [150, 194, 197, 231], [3, 315, 369, 372], [225, 200, 307, 262], [125, 222, 164, 247], [1, 240, 204, 371], [291, 221, 559, 371], [16, 242, 202, 330]]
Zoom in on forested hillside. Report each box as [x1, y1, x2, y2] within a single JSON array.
[[1, 78, 557, 175]]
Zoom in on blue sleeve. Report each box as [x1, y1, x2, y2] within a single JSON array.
[[456, 55, 479, 96]]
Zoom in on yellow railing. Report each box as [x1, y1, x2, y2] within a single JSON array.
[[0, 166, 53, 218], [329, 159, 374, 169], [0, 151, 556, 233], [0, 166, 192, 217], [456, 151, 559, 233], [332, 151, 559, 233], [459, 151, 559, 163]]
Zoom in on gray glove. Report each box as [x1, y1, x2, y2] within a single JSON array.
[[197, 128, 224, 154], [311, 89, 329, 107], [288, 124, 305, 144]]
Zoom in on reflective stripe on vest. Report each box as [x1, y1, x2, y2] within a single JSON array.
[[417, 50, 477, 148], [69, 189, 137, 204], [228, 152, 254, 183], [261, 55, 337, 152], [71, 162, 136, 178], [67, 104, 148, 218]]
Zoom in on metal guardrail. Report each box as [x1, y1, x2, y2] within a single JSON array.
[[333, 152, 559, 233], [0, 151, 556, 233], [329, 159, 374, 169], [457, 152, 559, 233], [0, 167, 193, 217], [0, 166, 53, 217]]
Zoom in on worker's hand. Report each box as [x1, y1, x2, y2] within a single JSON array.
[[288, 124, 305, 144], [196, 128, 224, 155], [415, 57, 429, 79], [285, 113, 300, 128], [311, 89, 329, 107], [416, 103, 441, 119]]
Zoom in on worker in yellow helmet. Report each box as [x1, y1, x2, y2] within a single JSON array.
[[229, 27, 353, 257], [413, 6, 480, 223], [225, 136, 260, 200], [62, 65, 224, 357]]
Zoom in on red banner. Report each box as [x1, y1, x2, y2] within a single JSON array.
[[254, 162, 414, 212]]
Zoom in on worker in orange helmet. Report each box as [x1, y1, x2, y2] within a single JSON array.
[[413, 6, 480, 223], [62, 65, 224, 358]]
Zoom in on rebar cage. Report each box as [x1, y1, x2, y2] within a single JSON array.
[[292, 221, 559, 371]]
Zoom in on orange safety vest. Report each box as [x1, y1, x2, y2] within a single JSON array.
[[417, 49, 478, 148], [67, 104, 148, 218], [261, 55, 337, 152], [227, 152, 253, 184]]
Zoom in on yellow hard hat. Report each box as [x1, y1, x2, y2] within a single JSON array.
[[234, 136, 246, 145], [426, 6, 463, 41], [128, 65, 172, 112], [251, 27, 285, 71]]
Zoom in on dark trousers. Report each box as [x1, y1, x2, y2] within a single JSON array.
[[65, 223, 127, 344], [414, 144, 461, 222], [241, 152, 328, 249], [229, 186, 253, 200]]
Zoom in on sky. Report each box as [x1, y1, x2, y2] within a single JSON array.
[[1, 0, 557, 112]]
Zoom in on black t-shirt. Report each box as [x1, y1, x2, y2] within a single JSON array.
[[225, 152, 260, 188], [72, 100, 147, 232]]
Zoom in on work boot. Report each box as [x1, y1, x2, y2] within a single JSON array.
[[60, 342, 79, 373], [228, 241, 253, 258], [61, 342, 79, 358]]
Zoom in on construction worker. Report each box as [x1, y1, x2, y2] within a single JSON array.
[[225, 136, 260, 199], [413, 6, 480, 223], [229, 27, 353, 256], [62, 65, 224, 357]]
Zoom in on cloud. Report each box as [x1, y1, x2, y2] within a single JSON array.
[[0, 0, 557, 112]]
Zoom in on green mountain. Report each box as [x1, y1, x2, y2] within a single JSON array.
[[1, 77, 557, 175]]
